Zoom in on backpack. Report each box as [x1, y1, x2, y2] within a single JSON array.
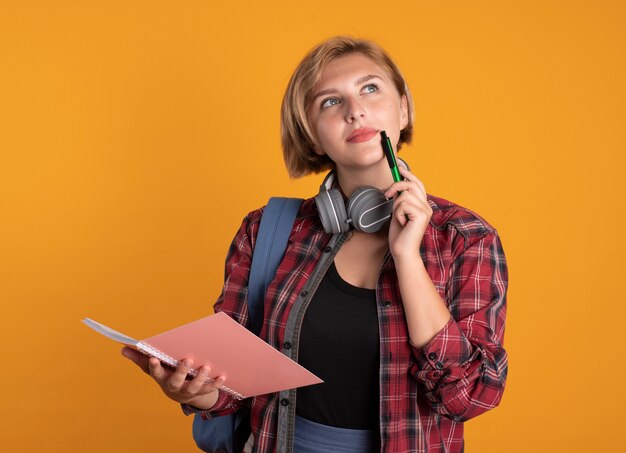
[[192, 197, 304, 453]]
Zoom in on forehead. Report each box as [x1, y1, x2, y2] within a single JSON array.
[[313, 53, 392, 89]]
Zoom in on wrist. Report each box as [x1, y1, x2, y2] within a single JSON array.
[[185, 390, 220, 411], [392, 251, 424, 269]]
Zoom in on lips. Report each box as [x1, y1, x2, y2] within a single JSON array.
[[346, 127, 378, 143]]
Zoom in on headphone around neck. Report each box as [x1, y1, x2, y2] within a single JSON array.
[[314, 158, 410, 234]]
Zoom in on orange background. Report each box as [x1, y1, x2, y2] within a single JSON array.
[[1, 1, 624, 451]]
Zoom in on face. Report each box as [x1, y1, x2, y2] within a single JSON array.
[[307, 53, 408, 173]]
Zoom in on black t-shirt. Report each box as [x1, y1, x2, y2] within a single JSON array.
[[296, 261, 380, 430]]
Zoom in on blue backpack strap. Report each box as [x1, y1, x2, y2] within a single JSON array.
[[247, 197, 303, 336], [192, 197, 302, 452]]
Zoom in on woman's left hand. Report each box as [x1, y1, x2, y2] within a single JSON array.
[[384, 167, 432, 261]]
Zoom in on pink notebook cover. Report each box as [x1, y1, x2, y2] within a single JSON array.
[[84, 312, 323, 399]]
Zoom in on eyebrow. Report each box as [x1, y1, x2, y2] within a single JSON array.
[[311, 74, 382, 101]]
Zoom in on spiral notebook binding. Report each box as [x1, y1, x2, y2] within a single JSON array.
[[138, 342, 245, 400]]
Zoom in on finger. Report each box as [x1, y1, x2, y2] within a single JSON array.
[[148, 357, 169, 382], [166, 358, 194, 390], [394, 188, 421, 205], [121, 347, 150, 374], [398, 167, 426, 195], [394, 201, 407, 226], [394, 199, 431, 225], [186, 366, 212, 394], [385, 180, 426, 200], [397, 166, 418, 182], [199, 375, 227, 394], [396, 190, 432, 211], [397, 205, 414, 226]]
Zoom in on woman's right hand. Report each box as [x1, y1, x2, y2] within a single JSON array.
[[121, 346, 224, 410]]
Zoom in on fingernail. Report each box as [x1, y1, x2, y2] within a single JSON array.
[[183, 359, 192, 368]]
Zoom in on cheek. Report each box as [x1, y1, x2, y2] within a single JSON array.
[[386, 100, 406, 128], [314, 119, 346, 156], [315, 116, 338, 140], [309, 115, 334, 155]]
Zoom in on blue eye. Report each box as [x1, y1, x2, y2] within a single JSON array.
[[321, 97, 341, 109], [362, 83, 379, 94]]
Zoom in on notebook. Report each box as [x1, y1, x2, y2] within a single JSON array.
[[82, 312, 323, 400]]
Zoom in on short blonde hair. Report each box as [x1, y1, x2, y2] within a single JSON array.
[[281, 36, 414, 178]]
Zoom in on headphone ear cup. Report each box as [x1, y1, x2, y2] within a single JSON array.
[[314, 188, 350, 234], [346, 187, 394, 233]]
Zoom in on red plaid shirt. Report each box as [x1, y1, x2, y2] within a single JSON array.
[[197, 194, 508, 453]]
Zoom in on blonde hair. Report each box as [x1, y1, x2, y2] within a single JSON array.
[[281, 36, 414, 178]]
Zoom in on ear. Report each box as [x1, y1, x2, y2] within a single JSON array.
[[306, 125, 325, 156], [311, 140, 326, 156], [311, 146, 325, 156], [400, 94, 409, 130]]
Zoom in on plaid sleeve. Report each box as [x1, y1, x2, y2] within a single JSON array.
[[411, 231, 508, 422], [180, 389, 244, 419], [213, 209, 263, 327]]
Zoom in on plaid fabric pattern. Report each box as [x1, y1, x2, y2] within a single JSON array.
[[200, 194, 508, 453]]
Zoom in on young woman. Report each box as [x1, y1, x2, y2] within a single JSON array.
[[123, 36, 508, 453]]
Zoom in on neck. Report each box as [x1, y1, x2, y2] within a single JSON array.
[[335, 160, 395, 197]]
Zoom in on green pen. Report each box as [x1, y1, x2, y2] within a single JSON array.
[[381, 130, 402, 182]]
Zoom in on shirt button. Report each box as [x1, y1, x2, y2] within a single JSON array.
[[283, 342, 292, 350], [428, 352, 437, 360], [300, 290, 309, 297], [382, 300, 391, 307], [280, 399, 290, 406], [324, 246, 332, 253], [435, 361, 444, 370]]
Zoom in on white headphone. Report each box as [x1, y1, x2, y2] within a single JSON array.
[[314, 158, 409, 234]]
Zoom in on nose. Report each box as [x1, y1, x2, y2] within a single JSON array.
[[344, 97, 366, 123]]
